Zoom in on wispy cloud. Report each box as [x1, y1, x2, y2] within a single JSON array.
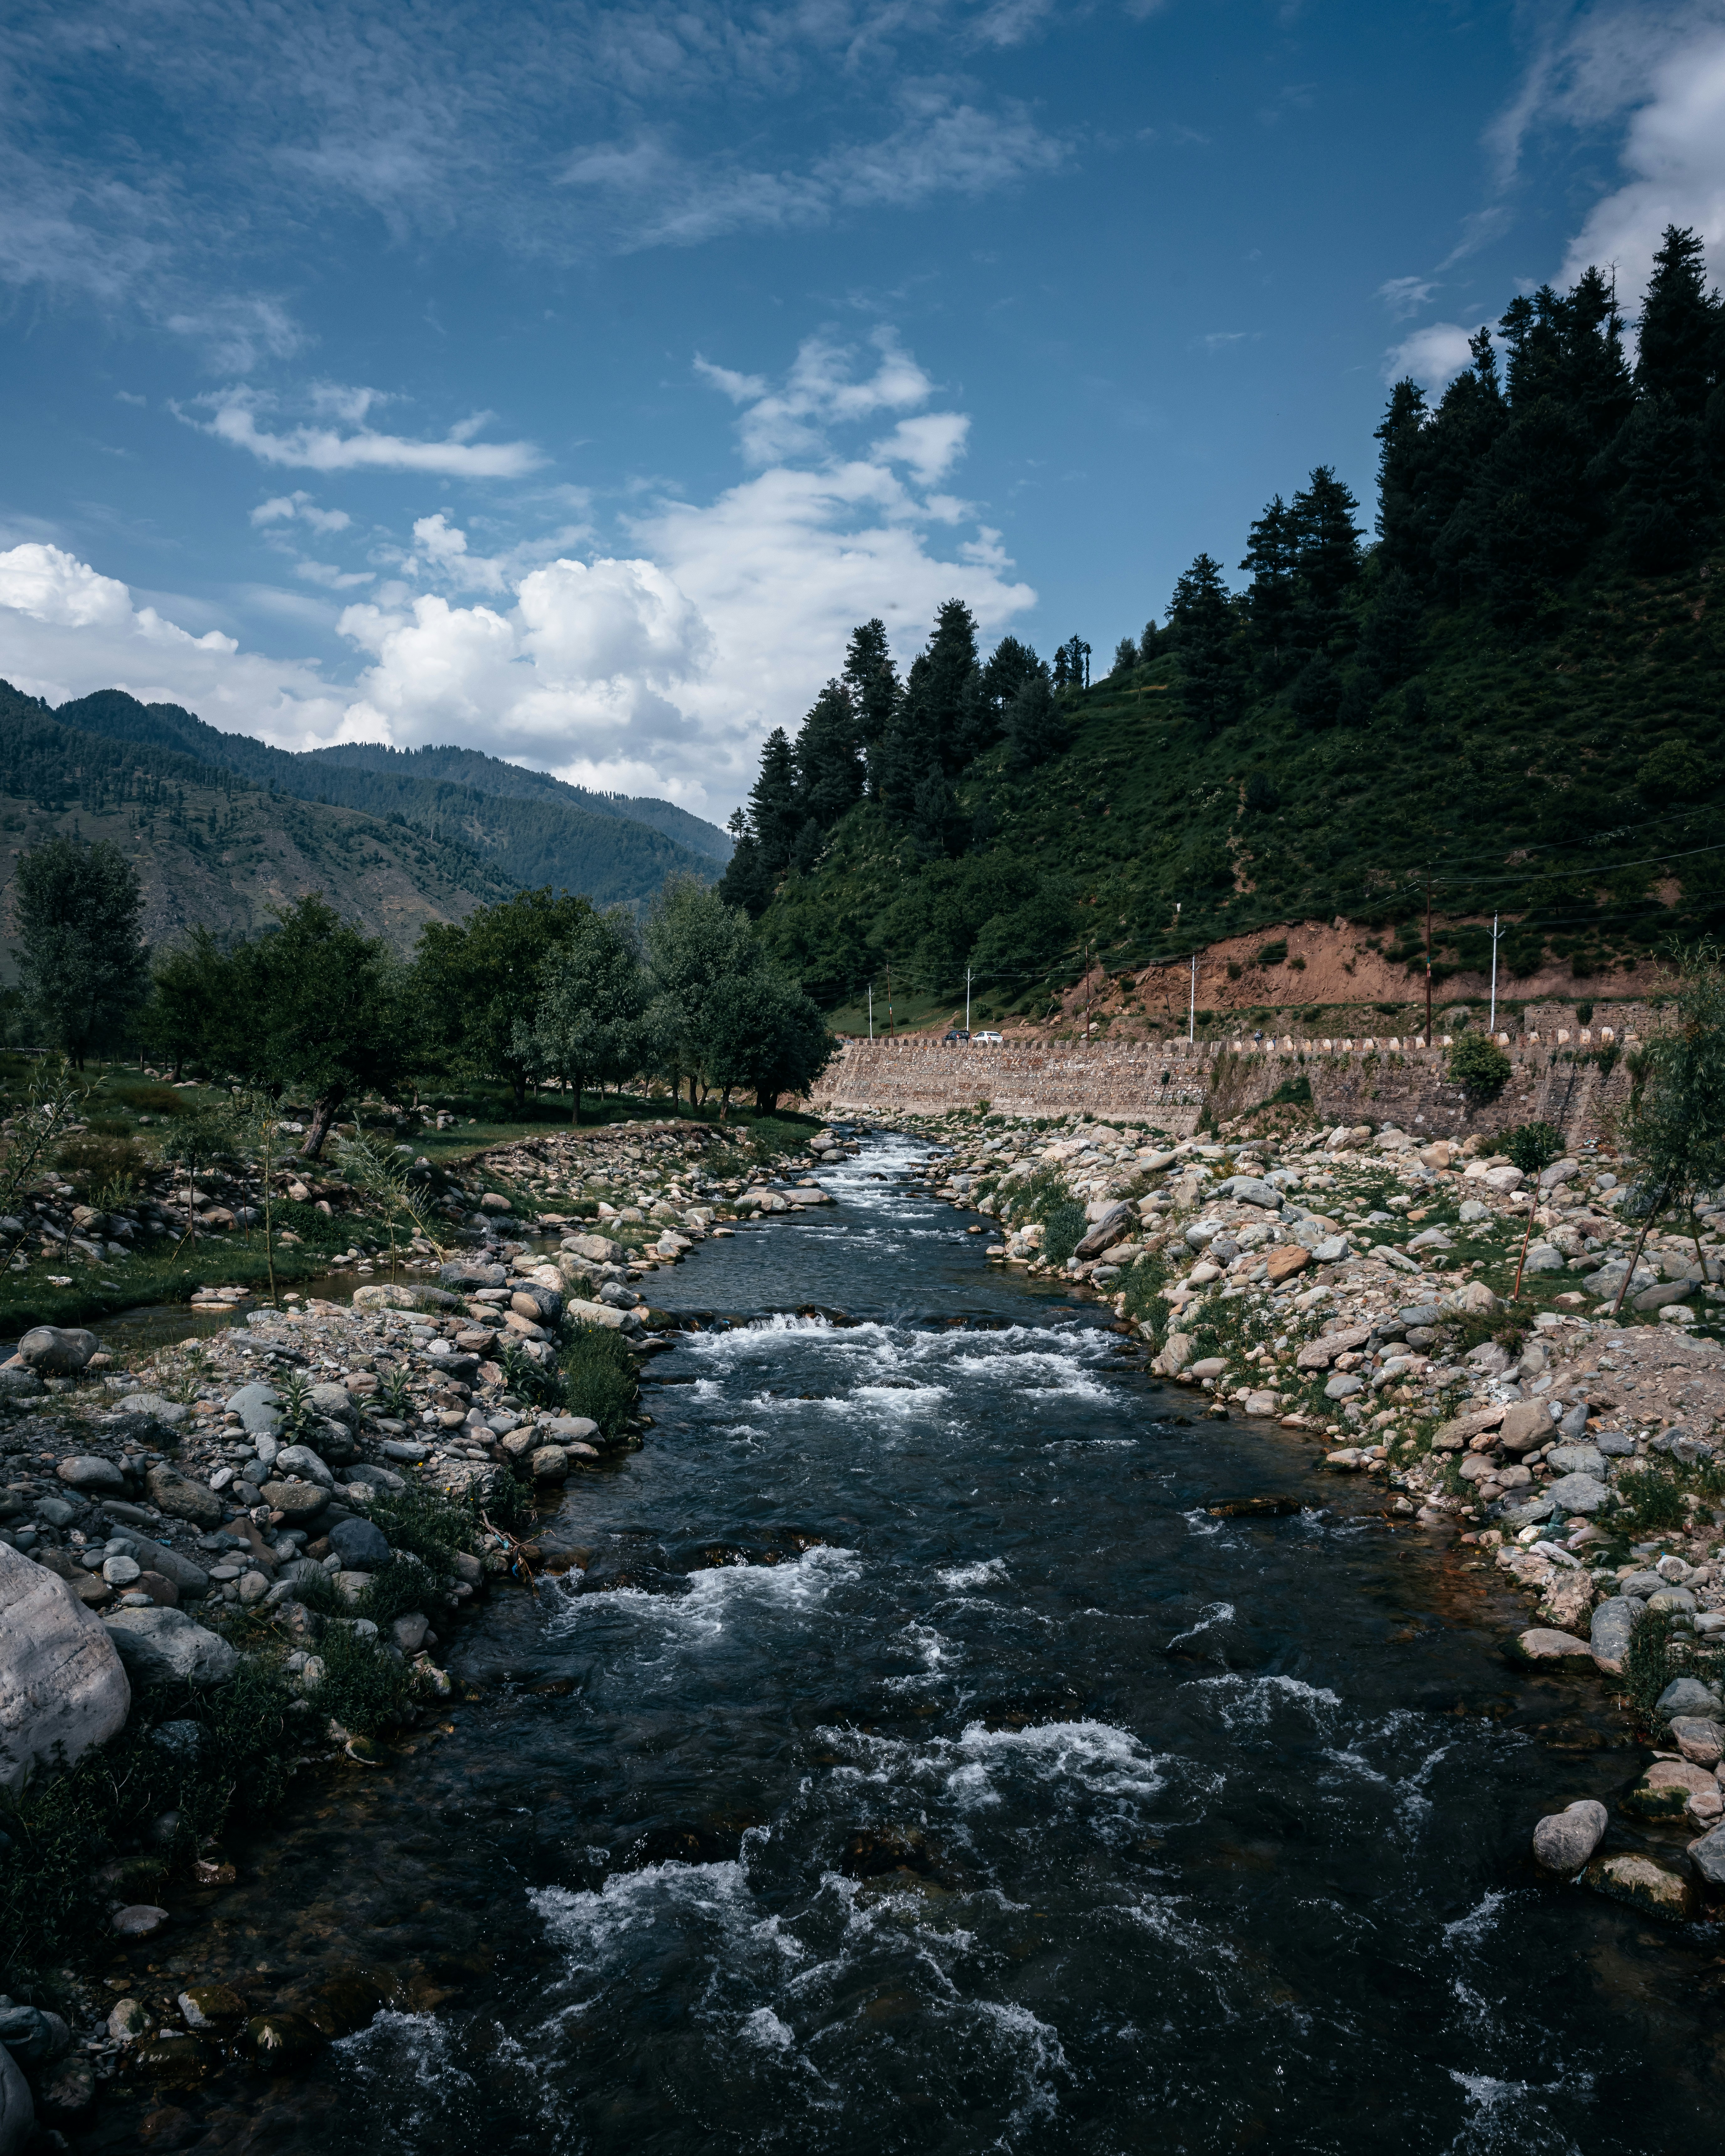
[[559, 83, 1068, 249], [1377, 275, 1438, 319], [186, 389, 541, 478]]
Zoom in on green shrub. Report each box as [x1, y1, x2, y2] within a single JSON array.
[[357, 1552, 443, 1625], [1041, 1201, 1089, 1265], [364, 1479, 480, 1571], [1255, 939, 1287, 967], [313, 1625, 412, 1735], [1260, 1074, 1313, 1108], [1612, 1465, 1693, 1536], [1502, 1120, 1565, 1178], [1447, 1032, 1512, 1104], [560, 1323, 639, 1437]]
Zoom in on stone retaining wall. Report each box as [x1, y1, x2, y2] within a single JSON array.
[[810, 1027, 1638, 1146]]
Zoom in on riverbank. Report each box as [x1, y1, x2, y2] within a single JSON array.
[[899, 1102, 1725, 1918], [0, 1114, 861, 2142]]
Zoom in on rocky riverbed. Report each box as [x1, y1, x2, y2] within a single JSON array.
[[905, 1106, 1725, 1926]]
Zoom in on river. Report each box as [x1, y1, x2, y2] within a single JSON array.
[[83, 1132, 1723, 2154]]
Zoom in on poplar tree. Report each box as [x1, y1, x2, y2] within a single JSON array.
[[13, 836, 149, 1066]]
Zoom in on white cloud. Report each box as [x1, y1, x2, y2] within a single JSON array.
[[870, 413, 971, 484], [186, 387, 542, 478], [1557, 22, 1725, 295], [559, 84, 1067, 250], [0, 330, 1034, 814], [251, 490, 352, 534], [1382, 322, 1476, 389], [0, 540, 349, 741], [1377, 275, 1437, 319]]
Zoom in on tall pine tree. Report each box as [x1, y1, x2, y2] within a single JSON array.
[[844, 618, 902, 799], [1637, 226, 1722, 417], [1167, 554, 1239, 735]]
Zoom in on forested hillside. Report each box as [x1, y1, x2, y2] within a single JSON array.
[[723, 229, 1725, 1027], [0, 686, 516, 959], [47, 690, 728, 906]]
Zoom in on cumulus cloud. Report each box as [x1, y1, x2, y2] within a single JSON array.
[[1556, 19, 1725, 294], [0, 540, 350, 742], [1382, 322, 1477, 389], [0, 330, 1035, 814], [185, 387, 541, 478]]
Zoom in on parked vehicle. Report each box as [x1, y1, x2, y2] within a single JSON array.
[[943, 1028, 970, 1043], [973, 1030, 1003, 1043]]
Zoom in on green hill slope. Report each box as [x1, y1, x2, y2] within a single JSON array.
[[0, 685, 517, 960], [728, 230, 1725, 1029], [51, 692, 729, 905]]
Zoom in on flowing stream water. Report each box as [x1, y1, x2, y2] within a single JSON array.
[[81, 1134, 1725, 2154]]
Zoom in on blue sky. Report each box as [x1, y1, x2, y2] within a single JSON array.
[[2, 0, 1722, 819]]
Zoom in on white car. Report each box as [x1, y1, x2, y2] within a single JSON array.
[[973, 1030, 1004, 1043]]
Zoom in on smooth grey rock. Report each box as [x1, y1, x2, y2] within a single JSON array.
[[32, 1499, 76, 1529], [224, 1382, 284, 1437], [1218, 1176, 1281, 1210], [1669, 1716, 1725, 1767], [1501, 1496, 1555, 1527], [1620, 1570, 1665, 1599], [544, 1415, 600, 1442], [0, 1544, 131, 1794], [114, 1392, 190, 1426], [56, 1455, 124, 1495], [17, 1326, 100, 1374], [329, 1517, 390, 1570], [118, 1536, 209, 1595], [440, 1259, 507, 1289], [1647, 1587, 1697, 1614], [0, 2034, 29, 2156], [343, 1462, 406, 1494], [1543, 1472, 1610, 1515], [308, 1383, 355, 1424], [1547, 1444, 1606, 1478], [1522, 1243, 1566, 1274], [1656, 1677, 1724, 1721], [1534, 1798, 1608, 1872], [1589, 1597, 1636, 1672], [102, 1608, 239, 1688], [1594, 1430, 1636, 1456], [391, 1613, 428, 1653], [1313, 1236, 1350, 1263], [1688, 1824, 1725, 1888], [273, 1444, 334, 1491], [1324, 1373, 1364, 1399]]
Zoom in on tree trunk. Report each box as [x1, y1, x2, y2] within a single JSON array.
[[570, 1071, 585, 1126], [512, 1070, 527, 1112], [301, 1090, 345, 1161], [756, 1088, 779, 1114]]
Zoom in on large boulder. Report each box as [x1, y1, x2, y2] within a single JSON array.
[[0, 1545, 131, 1794], [146, 1464, 223, 1528], [440, 1260, 507, 1290], [224, 1383, 283, 1437], [308, 1383, 355, 1425], [1589, 1597, 1636, 1674], [16, 1326, 100, 1374], [1074, 1202, 1135, 1258], [260, 1478, 328, 1525], [56, 1455, 125, 1495], [328, 1517, 390, 1571], [1688, 1823, 1725, 1890], [1532, 1799, 1607, 1874], [560, 1233, 622, 1266], [352, 1284, 460, 1312], [102, 1608, 239, 1688], [273, 1445, 335, 1491], [1543, 1472, 1610, 1516], [0, 2039, 32, 2156], [1584, 1851, 1695, 1922], [1657, 1676, 1724, 1721]]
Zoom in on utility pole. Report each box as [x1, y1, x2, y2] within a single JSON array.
[[1424, 874, 1434, 1049], [1488, 913, 1502, 1035], [868, 983, 874, 1042], [887, 960, 895, 1040], [965, 966, 972, 1034]]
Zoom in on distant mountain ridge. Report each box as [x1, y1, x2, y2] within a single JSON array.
[[0, 682, 519, 958], [47, 690, 731, 902]]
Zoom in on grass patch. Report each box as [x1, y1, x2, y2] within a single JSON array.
[[0, 1654, 300, 1990], [1040, 1201, 1089, 1266], [312, 1625, 413, 1736], [559, 1324, 640, 1438]]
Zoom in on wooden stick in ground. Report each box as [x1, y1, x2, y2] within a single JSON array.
[[1610, 1184, 1668, 1320], [1512, 1197, 1538, 1301]]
